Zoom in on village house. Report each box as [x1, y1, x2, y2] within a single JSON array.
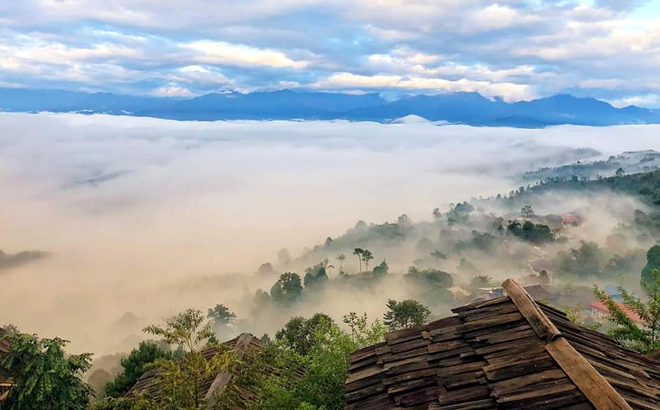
[[586, 300, 645, 325], [345, 279, 660, 410]]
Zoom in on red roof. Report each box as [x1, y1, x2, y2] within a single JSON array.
[[562, 215, 581, 224], [589, 301, 644, 324]]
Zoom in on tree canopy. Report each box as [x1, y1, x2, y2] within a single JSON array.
[[383, 299, 431, 331], [0, 331, 93, 410], [270, 272, 303, 305], [104, 341, 172, 398], [594, 268, 660, 353]]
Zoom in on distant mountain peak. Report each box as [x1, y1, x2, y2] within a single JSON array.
[[0, 87, 656, 128]]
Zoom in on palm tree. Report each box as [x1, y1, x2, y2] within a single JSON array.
[[336, 254, 346, 272], [362, 249, 374, 271], [353, 248, 364, 272]]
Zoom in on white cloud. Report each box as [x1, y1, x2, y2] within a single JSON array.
[[152, 85, 196, 97], [185, 40, 309, 69], [468, 4, 542, 33], [315, 72, 537, 101]]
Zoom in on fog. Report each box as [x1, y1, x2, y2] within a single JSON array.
[[1, 112, 660, 355]]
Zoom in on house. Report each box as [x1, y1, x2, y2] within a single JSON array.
[[345, 279, 660, 410], [562, 214, 581, 225], [128, 333, 265, 408], [587, 300, 645, 325], [0, 328, 13, 407]]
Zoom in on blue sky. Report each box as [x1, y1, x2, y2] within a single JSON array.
[[0, 0, 659, 106]]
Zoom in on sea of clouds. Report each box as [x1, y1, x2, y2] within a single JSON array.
[[1, 112, 660, 353]]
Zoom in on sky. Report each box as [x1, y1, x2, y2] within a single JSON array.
[[0, 0, 659, 106]]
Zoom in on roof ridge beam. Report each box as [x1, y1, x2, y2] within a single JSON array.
[[502, 279, 633, 410]]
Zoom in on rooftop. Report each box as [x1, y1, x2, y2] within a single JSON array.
[[345, 279, 660, 410]]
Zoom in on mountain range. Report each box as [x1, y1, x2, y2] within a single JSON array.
[[0, 87, 658, 128]]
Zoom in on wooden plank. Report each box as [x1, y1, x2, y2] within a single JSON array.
[[545, 337, 633, 410], [502, 278, 560, 341], [205, 333, 253, 406]]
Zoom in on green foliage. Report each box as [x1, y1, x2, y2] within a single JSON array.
[[446, 202, 474, 226], [642, 245, 660, 283], [95, 349, 236, 410], [361, 249, 374, 271], [104, 341, 172, 398], [555, 240, 604, 278], [352, 248, 364, 272], [255, 318, 360, 410], [594, 269, 660, 353], [454, 230, 496, 252], [383, 299, 431, 331], [275, 314, 335, 356], [335, 254, 346, 272], [342, 313, 386, 348], [405, 267, 453, 288], [615, 167, 625, 177], [372, 259, 389, 278], [520, 205, 535, 218], [562, 303, 602, 332], [143, 309, 214, 353], [303, 262, 329, 289], [91, 391, 160, 410], [507, 220, 553, 243], [270, 272, 303, 306], [0, 331, 93, 410], [207, 304, 236, 330], [152, 349, 235, 409]]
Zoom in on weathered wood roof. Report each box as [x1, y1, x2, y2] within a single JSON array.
[[345, 279, 660, 410], [128, 333, 264, 407]]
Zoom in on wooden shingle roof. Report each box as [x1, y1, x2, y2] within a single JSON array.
[[345, 279, 660, 410], [128, 333, 263, 407]]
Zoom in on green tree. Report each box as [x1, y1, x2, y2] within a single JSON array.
[[275, 314, 335, 355], [373, 260, 389, 278], [104, 341, 172, 398], [615, 167, 625, 177], [143, 309, 214, 353], [0, 331, 93, 410], [150, 349, 235, 409], [383, 299, 431, 331], [270, 272, 303, 305], [336, 254, 346, 272], [303, 262, 329, 289], [207, 304, 236, 334], [520, 205, 535, 218], [353, 248, 364, 272], [342, 313, 386, 348], [642, 245, 660, 283], [361, 249, 374, 271], [94, 350, 236, 410], [556, 240, 603, 277], [594, 269, 660, 353], [253, 318, 357, 410]]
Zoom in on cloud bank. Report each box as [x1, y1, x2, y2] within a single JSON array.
[[2, 112, 660, 353], [0, 1, 659, 106]]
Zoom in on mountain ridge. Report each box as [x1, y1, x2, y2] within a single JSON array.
[[0, 87, 657, 128]]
